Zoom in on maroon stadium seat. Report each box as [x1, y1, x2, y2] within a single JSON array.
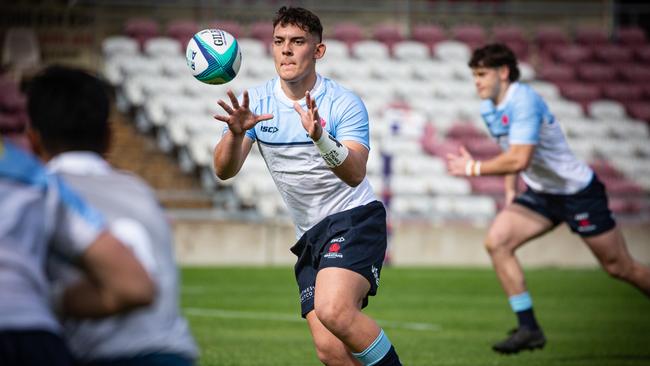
[[468, 176, 504, 195], [617, 26, 647, 46], [576, 63, 617, 82], [249, 21, 273, 44], [624, 102, 650, 123], [601, 83, 643, 102], [166, 20, 199, 47], [464, 138, 501, 160], [634, 45, 650, 62], [592, 44, 634, 63], [373, 24, 404, 54], [451, 24, 486, 50], [559, 83, 601, 112], [208, 20, 243, 39], [574, 27, 609, 46], [411, 24, 446, 53], [124, 18, 160, 48], [332, 22, 365, 48], [422, 139, 462, 158], [618, 64, 650, 82], [493, 26, 528, 58], [538, 63, 576, 84], [535, 25, 570, 57], [446, 123, 485, 141], [553, 44, 593, 64], [589, 160, 624, 180]]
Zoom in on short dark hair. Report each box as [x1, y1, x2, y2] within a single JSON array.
[[272, 6, 323, 42], [468, 43, 520, 82], [27, 65, 111, 155]]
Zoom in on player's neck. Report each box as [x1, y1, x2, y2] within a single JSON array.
[[493, 81, 511, 105], [280, 72, 317, 101]]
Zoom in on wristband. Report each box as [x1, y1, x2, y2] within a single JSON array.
[[473, 160, 482, 176], [314, 132, 349, 168], [465, 159, 475, 176]]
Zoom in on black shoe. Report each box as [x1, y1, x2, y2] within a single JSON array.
[[492, 327, 546, 354]]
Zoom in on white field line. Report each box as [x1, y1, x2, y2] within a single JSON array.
[[183, 307, 441, 332]]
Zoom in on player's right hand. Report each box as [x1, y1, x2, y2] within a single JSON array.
[[214, 90, 273, 136]]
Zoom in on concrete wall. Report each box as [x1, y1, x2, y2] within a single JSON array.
[[173, 219, 650, 268]]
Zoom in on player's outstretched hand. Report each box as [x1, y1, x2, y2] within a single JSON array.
[[215, 90, 273, 135], [294, 91, 323, 141], [446, 146, 474, 176]]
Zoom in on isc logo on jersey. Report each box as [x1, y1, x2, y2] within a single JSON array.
[[186, 28, 241, 85]]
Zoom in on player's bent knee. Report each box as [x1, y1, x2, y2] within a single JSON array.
[[315, 302, 356, 334]]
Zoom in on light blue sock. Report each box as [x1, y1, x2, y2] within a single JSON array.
[[509, 291, 533, 312], [352, 329, 392, 366]]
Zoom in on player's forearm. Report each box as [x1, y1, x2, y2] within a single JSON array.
[[331, 149, 367, 187], [214, 132, 246, 180], [480, 154, 526, 175], [504, 173, 517, 192]]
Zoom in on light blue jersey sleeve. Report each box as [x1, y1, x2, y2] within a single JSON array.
[[508, 89, 542, 145], [331, 92, 370, 150]]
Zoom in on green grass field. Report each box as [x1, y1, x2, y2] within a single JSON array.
[[181, 267, 650, 366]]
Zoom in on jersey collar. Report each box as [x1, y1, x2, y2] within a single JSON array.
[[273, 73, 324, 108], [47, 151, 111, 175], [496, 82, 520, 110]]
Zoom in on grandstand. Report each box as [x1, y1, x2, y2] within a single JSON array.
[[1, 0, 649, 266]]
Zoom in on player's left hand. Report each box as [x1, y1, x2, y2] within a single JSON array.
[[294, 91, 323, 141], [446, 146, 474, 176]]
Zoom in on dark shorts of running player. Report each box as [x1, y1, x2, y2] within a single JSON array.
[[513, 174, 616, 237], [0, 330, 74, 366], [80, 353, 194, 366], [290, 200, 388, 318]]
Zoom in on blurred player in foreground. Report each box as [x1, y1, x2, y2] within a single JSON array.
[[27, 66, 198, 366], [213, 6, 402, 366], [446, 43, 650, 354], [0, 135, 154, 366]]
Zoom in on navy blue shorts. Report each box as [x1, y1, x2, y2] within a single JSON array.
[[513, 175, 616, 237], [290, 201, 388, 318], [0, 330, 73, 366]]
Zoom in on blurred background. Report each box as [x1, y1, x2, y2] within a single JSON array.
[[1, 0, 649, 267]]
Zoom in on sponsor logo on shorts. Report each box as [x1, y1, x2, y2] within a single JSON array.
[[575, 212, 596, 232], [324, 242, 343, 259], [300, 285, 314, 303], [330, 236, 345, 243], [371, 265, 380, 287]]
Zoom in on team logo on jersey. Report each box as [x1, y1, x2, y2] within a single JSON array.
[[501, 115, 509, 126], [260, 126, 279, 133], [324, 242, 343, 259]]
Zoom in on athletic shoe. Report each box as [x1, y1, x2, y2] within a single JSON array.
[[492, 327, 546, 354]]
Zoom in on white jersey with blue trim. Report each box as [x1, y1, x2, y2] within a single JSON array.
[[239, 75, 377, 238], [0, 139, 104, 333], [479, 82, 593, 194]]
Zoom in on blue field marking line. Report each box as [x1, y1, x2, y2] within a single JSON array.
[[183, 307, 442, 332]]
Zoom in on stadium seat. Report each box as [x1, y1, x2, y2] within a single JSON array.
[[332, 22, 365, 49], [616, 26, 647, 45], [451, 24, 486, 50], [552, 45, 593, 64], [493, 25, 529, 59], [434, 41, 471, 62], [464, 138, 501, 160], [537, 63, 576, 84], [546, 99, 585, 119], [144, 37, 182, 57], [411, 24, 446, 54], [393, 41, 430, 61], [592, 44, 634, 63], [576, 63, 617, 83], [588, 100, 627, 120], [528, 81, 560, 101], [124, 18, 160, 48], [624, 102, 650, 123], [468, 176, 504, 195], [601, 83, 643, 102], [322, 39, 349, 58], [534, 25, 570, 59], [574, 26, 609, 46], [237, 38, 267, 58], [352, 40, 390, 60], [207, 20, 244, 39], [618, 64, 650, 82], [102, 36, 139, 58], [373, 24, 405, 55], [558, 83, 601, 112], [166, 20, 199, 47], [2, 27, 41, 74], [634, 45, 650, 63], [249, 21, 273, 45]]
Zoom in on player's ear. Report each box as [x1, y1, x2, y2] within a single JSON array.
[[498, 65, 510, 82], [26, 127, 46, 159], [314, 42, 325, 60]]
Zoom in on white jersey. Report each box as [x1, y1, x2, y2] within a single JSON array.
[[0, 140, 104, 333], [479, 82, 593, 194], [238, 75, 376, 238]]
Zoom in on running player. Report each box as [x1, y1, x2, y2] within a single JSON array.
[[446, 43, 650, 354], [26, 66, 199, 366], [0, 135, 154, 366], [213, 6, 402, 366]]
